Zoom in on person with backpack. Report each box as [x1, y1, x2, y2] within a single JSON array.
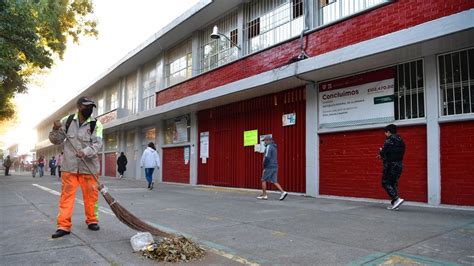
[[378, 124, 406, 210], [49, 96, 103, 238], [140, 142, 160, 190], [116, 152, 127, 178]]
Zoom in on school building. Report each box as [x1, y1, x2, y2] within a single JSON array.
[[35, 0, 474, 206]]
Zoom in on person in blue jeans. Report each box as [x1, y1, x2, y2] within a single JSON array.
[[140, 142, 161, 190]]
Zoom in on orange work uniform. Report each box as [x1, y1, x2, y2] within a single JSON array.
[[49, 113, 103, 232], [57, 172, 99, 231]]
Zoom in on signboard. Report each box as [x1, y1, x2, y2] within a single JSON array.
[[174, 117, 188, 143], [97, 110, 117, 125], [243, 129, 258, 147], [282, 113, 296, 126], [184, 146, 190, 165], [200, 132, 209, 158], [319, 68, 395, 128]]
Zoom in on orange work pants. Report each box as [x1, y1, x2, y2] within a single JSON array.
[[57, 172, 99, 231]]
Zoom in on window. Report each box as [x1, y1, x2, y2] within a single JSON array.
[[97, 99, 104, 115], [142, 62, 157, 111], [200, 11, 239, 73], [292, 0, 304, 18], [104, 133, 118, 151], [164, 115, 190, 145], [110, 90, 118, 110], [319, 0, 390, 25], [145, 128, 156, 142], [248, 18, 260, 39], [394, 60, 425, 120], [439, 48, 474, 116], [166, 39, 192, 86], [244, 0, 305, 54], [126, 74, 138, 115]]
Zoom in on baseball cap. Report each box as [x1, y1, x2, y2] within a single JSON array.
[[77, 96, 97, 107]]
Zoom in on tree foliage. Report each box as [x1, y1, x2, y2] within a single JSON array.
[[0, 0, 98, 121]]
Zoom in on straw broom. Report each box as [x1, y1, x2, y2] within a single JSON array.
[[61, 129, 172, 238]]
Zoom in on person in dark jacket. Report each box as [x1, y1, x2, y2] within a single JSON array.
[[117, 152, 127, 178], [378, 124, 406, 210], [257, 136, 288, 201], [49, 156, 57, 176], [3, 155, 12, 176]]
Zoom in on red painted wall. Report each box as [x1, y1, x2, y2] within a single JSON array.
[[156, 0, 474, 106], [104, 152, 117, 177], [162, 147, 190, 184], [319, 126, 427, 202], [198, 87, 306, 193], [441, 121, 474, 206]]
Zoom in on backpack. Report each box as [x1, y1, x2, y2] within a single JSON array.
[[65, 114, 97, 136]]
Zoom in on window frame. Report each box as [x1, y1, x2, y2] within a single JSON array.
[[437, 47, 474, 118]]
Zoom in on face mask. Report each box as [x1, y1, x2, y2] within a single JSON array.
[[80, 108, 93, 119]]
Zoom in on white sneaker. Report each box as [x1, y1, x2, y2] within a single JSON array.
[[393, 198, 404, 209], [257, 195, 268, 200], [279, 192, 288, 201], [387, 198, 404, 210]]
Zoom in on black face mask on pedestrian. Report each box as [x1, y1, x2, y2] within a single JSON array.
[[80, 107, 94, 119]]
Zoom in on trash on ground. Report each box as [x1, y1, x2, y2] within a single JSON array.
[[130, 232, 154, 252], [142, 235, 206, 263]]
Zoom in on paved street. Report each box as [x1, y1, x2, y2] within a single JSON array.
[[1, 173, 473, 266]]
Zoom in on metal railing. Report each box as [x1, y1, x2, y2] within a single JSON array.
[[320, 0, 389, 25]]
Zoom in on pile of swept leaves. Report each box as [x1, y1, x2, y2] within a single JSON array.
[[142, 236, 206, 263]]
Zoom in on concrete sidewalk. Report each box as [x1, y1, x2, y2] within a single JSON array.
[[1, 173, 473, 265]]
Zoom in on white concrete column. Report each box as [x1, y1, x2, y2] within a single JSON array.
[[237, 5, 245, 57], [189, 112, 199, 185], [156, 121, 164, 183], [425, 55, 441, 205], [191, 32, 200, 77], [136, 68, 143, 113], [305, 0, 315, 29], [134, 127, 142, 180], [305, 82, 319, 197]]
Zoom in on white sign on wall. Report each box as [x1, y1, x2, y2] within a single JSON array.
[[319, 69, 395, 128], [282, 113, 296, 126], [200, 132, 209, 159]]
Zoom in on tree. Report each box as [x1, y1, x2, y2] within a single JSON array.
[[0, 0, 98, 121]]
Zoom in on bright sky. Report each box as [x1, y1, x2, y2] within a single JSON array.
[[2, 0, 199, 153]]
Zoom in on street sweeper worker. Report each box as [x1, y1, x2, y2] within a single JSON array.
[[49, 96, 103, 238]]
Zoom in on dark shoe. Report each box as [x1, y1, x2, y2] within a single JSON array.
[[88, 223, 100, 231], [150, 182, 154, 190], [147, 183, 151, 189], [52, 229, 70, 238]]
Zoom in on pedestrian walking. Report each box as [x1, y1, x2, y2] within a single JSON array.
[[257, 136, 288, 201], [37, 155, 45, 177], [117, 152, 127, 178], [32, 161, 38, 178], [57, 152, 64, 177], [3, 155, 12, 176], [49, 156, 57, 176], [48, 96, 103, 238], [378, 124, 406, 210], [140, 142, 160, 190]]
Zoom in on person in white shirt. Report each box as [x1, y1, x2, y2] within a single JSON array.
[[140, 142, 161, 190]]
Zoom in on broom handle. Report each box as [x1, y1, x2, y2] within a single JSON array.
[[59, 128, 102, 187]]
